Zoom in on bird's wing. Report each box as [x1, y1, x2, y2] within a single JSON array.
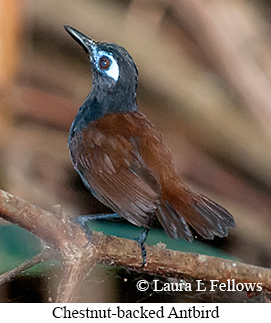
[[70, 119, 161, 228]]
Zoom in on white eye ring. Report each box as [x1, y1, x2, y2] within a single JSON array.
[[95, 51, 119, 81]]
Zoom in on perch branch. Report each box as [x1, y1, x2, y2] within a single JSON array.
[[0, 188, 270, 302]]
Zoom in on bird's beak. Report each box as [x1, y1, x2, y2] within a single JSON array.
[[64, 25, 96, 54]]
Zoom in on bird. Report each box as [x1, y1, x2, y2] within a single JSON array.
[[64, 25, 235, 264]]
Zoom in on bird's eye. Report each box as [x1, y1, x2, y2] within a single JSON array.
[[96, 51, 119, 81], [99, 56, 111, 70]]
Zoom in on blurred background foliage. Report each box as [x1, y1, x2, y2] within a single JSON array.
[[0, 0, 271, 302]]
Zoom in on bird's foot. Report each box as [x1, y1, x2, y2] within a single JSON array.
[[71, 216, 93, 245], [134, 228, 149, 267], [72, 213, 121, 246]]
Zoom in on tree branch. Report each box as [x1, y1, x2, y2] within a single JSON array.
[[0, 249, 57, 285], [0, 188, 270, 302]]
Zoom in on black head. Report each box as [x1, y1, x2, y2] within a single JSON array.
[[64, 26, 138, 115]]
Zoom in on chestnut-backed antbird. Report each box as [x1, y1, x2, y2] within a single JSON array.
[[64, 26, 235, 264]]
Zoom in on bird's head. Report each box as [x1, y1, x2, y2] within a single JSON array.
[[64, 26, 138, 113]]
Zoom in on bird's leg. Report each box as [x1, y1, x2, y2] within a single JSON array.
[[74, 213, 149, 265], [134, 228, 150, 267], [76, 213, 121, 224], [72, 213, 122, 244]]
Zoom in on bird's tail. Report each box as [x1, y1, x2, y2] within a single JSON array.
[[156, 183, 236, 241]]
